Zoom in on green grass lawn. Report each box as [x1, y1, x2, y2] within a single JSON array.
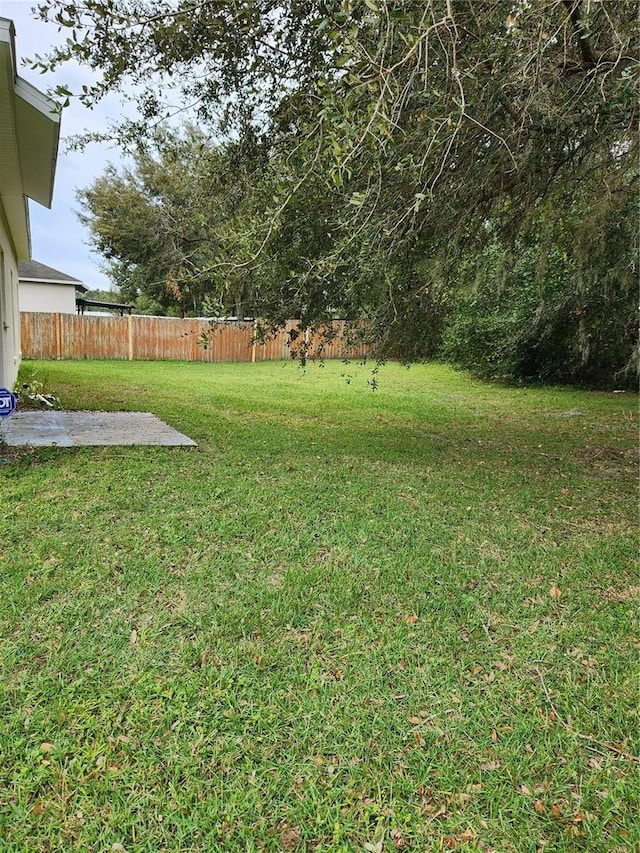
[[1, 359, 637, 853]]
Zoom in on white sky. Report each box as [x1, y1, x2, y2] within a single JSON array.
[[2, 0, 133, 289]]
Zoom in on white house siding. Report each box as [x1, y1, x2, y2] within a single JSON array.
[[0, 17, 60, 390], [19, 281, 76, 314], [0, 210, 20, 388]]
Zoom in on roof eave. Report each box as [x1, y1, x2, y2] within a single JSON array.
[[0, 16, 61, 216], [21, 276, 85, 287], [14, 76, 60, 208]]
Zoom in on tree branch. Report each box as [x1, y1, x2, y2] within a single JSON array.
[[562, 0, 599, 69]]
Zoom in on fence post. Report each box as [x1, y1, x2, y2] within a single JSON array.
[[128, 314, 134, 361], [55, 312, 62, 360]]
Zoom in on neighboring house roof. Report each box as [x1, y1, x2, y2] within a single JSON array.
[[18, 259, 88, 292], [0, 18, 61, 259]]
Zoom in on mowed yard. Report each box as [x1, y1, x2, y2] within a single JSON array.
[[1, 359, 637, 853]]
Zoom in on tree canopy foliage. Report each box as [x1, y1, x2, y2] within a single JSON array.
[[77, 126, 265, 317], [35, 0, 639, 384]]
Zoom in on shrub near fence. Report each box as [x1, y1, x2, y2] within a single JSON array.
[[20, 313, 369, 363]]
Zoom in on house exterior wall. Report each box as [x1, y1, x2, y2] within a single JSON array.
[[1, 16, 61, 391], [0, 207, 20, 388], [19, 281, 76, 314]]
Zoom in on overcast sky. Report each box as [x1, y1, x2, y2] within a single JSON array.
[[2, 0, 133, 289]]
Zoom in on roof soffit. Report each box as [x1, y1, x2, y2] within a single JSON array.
[[14, 77, 60, 207], [0, 18, 61, 209]]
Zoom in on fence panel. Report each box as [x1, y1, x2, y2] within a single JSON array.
[[19, 311, 56, 359], [20, 313, 369, 363], [66, 314, 125, 360]]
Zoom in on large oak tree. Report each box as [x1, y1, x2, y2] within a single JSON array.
[[35, 1, 638, 380]]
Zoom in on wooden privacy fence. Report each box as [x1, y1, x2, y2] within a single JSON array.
[[20, 313, 369, 363]]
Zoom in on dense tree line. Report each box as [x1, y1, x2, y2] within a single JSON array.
[[37, 1, 638, 385], [77, 126, 265, 318]]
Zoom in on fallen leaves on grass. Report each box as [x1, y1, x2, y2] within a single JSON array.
[[390, 827, 410, 848], [419, 801, 446, 819], [442, 828, 478, 849], [601, 586, 639, 603], [278, 822, 302, 850]]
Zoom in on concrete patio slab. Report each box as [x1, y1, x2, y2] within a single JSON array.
[[1, 411, 197, 447]]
